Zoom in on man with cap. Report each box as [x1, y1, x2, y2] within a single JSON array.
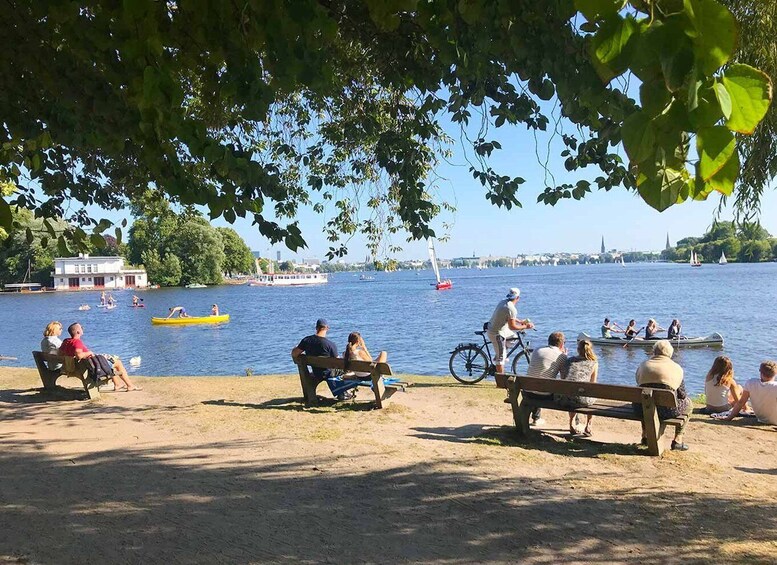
[[291, 319, 345, 399], [488, 287, 534, 376]]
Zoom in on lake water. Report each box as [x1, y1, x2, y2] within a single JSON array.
[[1, 262, 775, 394]]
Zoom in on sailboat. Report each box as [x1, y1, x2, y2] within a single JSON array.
[[719, 252, 728, 265], [690, 251, 702, 267], [620, 255, 626, 267], [427, 239, 452, 290]]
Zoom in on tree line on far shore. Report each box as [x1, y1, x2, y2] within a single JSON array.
[[661, 222, 776, 263], [0, 187, 257, 288]]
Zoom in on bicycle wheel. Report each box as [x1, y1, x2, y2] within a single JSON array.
[[511, 347, 532, 374], [449, 345, 490, 384]]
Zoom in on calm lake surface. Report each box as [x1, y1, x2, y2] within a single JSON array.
[[1, 262, 775, 393]]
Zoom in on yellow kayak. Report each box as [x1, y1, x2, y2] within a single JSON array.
[[151, 314, 230, 325]]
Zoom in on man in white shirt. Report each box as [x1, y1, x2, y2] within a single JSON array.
[[487, 287, 534, 375], [726, 360, 777, 425], [524, 332, 568, 426]]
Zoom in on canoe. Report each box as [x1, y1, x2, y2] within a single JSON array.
[[151, 314, 230, 325], [578, 332, 724, 349]]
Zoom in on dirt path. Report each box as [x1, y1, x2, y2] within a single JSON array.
[[1, 367, 775, 564]]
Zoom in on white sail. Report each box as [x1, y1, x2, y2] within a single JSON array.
[[427, 239, 441, 283], [690, 251, 695, 265], [620, 256, 625, 266], [719, 252, 727, 265]]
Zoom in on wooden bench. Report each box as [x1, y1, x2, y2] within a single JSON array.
[[32, 351, 102, 400], [294, 355, 408, 409], [502, 374, 690, 456]]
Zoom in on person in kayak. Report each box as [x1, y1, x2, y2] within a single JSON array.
[[644, 319, 665, 339], [166, 306, 190, 318], [624, 320, 640, 339], [601, 318, 623, 339], [667, 319, 682, 340], [211, 304, 219, 316]]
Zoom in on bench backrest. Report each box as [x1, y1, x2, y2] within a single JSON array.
[[33, 351, 84, 374], [295, 355, 393, 376], [506, 374, 678, 408]]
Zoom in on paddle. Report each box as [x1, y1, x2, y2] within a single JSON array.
[[622, 327, 645, 348]]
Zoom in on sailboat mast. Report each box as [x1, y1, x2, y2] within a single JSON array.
[[427, 240, 441, 283]]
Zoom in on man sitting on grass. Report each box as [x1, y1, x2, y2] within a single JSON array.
[[725, 361, 777, 425], [59, 322, 141, 392]]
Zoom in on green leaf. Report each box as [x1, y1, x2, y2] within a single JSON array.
[[0, 198, 11, 229], [90, 233, 106, 249], [637, 167, 684, 212], [696, 126, 735, 181], [94, 219, 112, 233], [575, 0, 627, 21], [683, 0, 737, 75], [713, 81, 732, 120], [689, 83, 724, 130], [621, 111, 655, 164], [25, 227, 33, 244], [707, 149, 739, 196], [114, 227, 123, 245], [721, 64, 773, 134], [590, 15, 637, 82]]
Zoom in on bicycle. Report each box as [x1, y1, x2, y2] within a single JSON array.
[[449, 324, 534, 384]]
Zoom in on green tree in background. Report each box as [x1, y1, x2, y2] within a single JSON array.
[[278, 261, 295, 273], [0, 207, 68, 286], [141, 249, 182, 287], [663, 221, 773, 262], [216, 228, 254, 277], [167, 218, 225, 285]]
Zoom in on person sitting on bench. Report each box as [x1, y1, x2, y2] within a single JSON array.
[[633, 340, 691, 451], [343, 332, 387, 379], [292, 319, 352, 400], [59, 322, 141, 392], [41, 321, 64, 372], [524, 332, 568, 427]]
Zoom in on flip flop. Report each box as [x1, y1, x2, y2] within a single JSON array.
[[583, 429, 593, 437]]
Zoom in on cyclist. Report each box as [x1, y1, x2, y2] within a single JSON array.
[[487, 287, 534, 376]]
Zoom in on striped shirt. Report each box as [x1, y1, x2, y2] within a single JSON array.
[[526, 346, 567, 396]]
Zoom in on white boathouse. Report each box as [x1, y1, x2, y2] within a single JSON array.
[[51, 255, 148, 291]]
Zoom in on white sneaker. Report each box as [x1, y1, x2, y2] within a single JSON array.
[[531, 418, 546, 426]]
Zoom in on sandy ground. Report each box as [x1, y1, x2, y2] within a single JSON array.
[[0, 366, 776, 565]]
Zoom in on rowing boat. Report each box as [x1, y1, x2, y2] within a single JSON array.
[[151, 314, 230, 325], [578, 332, 724, 349]]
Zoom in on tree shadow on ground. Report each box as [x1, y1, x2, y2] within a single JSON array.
[[411, 425, 641, 457], [0, 386, 89, 404], [0, 439, 774, 564], [202, 397, 377, 413], [735, 467, 777, 475]]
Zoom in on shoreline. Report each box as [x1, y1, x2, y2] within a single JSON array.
[[1, 366, 776, 563]]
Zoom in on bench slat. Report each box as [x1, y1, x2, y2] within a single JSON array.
[[504, 374, 678, 408], [295, 355, 392, 376]]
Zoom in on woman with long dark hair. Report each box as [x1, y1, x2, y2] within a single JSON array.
[[344, 332, 387, 378]]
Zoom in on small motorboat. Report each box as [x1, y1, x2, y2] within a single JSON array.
[[578, 332, 724, 349], [78, 305, 91, 311], [129, 356, 142, 366], [151, 314, 230, 325], [359, 275, 375, 281], [185, 283, 207, 288]]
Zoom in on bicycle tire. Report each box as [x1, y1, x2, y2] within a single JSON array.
[[510, 347, 532, 374], [449, 345, 490, 384]]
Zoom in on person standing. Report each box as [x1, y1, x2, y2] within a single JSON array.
[[487, 287, 534, 375]]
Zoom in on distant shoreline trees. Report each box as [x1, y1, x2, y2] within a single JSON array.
[[662, 222, 776, 263]]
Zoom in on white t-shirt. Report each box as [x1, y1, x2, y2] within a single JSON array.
[[488, 299, 518, 338], [744, 378, 777, 425], [526, 346, 568, 397]]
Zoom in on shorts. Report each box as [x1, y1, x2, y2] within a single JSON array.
[[488, 331, 509, 366]]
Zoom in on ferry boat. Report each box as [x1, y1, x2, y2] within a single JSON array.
[[247, 272, 328, 287]]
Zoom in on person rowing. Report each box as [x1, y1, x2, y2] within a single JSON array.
[[667, 319, 682, 340], [624, 320, 641, 339], [601, 318, 624, 339], [644, 319, 666, 340]]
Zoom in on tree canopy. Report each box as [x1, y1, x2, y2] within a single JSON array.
[[0, 0, 773, 257]]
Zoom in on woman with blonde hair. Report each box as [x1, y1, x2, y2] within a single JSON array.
[[557, 339, 598, 436], [41, 321, 64, 371], [704, 356, 743, 413]]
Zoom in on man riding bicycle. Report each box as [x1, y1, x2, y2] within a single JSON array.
[[487, 287, 534, 376]]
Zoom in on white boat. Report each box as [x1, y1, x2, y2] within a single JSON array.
[[427, 239, 452, 290], [620, 256, 625, 267], [719, 252, 728, 265], [690, 251, 701, 267], [186, 283, 207, 288], [359, 274, 375, 281], [247, 272, 328, 287], [578, 332, 724, 349]]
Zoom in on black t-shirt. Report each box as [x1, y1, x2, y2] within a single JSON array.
[[297, 335, 339, 378]]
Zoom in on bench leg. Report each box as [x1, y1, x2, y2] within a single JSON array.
[[81, 377, 101, 400], [509, 387, 530, 436], [641, 390, 663, 456], [297, 366, 320, 407], [371, 373, 386, 409]]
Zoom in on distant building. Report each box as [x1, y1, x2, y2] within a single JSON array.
[[276, 250, 281, 262], [601, 236, 605, 254], [51, 255, 147, 291], [666, 233, 671, 250]]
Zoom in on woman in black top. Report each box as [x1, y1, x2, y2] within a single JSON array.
[[667, 319, 682, 340]]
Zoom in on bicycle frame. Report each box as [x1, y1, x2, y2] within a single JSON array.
[[471, 331, 531, 373]]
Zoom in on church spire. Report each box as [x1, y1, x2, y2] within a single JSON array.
[[665, 233, 671, 250], [600, 236, 605, 254]]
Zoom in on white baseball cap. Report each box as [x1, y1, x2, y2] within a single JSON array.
[[506, 287, 521, 299]]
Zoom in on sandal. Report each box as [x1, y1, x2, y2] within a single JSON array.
[[583, 428, 593, 437], [569, 426, 580, 435], [106, 386, 128, 392]]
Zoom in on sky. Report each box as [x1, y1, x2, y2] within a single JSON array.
[[90, 110, 777, 263]]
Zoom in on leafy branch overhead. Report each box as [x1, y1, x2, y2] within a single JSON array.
[[0, 0, 772, 255]]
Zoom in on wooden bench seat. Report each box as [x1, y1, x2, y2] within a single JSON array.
[[501, 374, 689, 456], [294, 355, 408, 409], [32, 351, 102, 400]]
